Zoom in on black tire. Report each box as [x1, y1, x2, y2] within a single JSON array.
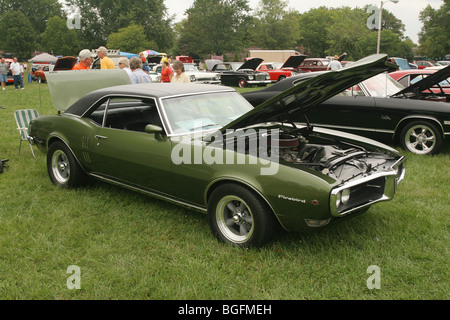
[[47, 141, 88, 188], [400, 121, 443, 155], [277, 75, 286, 82], [237, 78, 247, 88], [208, 183, 278, 247]]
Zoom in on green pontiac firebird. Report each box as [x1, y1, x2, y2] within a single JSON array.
[[29, 54, 406, 247]]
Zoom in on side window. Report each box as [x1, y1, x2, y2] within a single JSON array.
[[86, 97, 162, 132], [86, 99, 107, 126]]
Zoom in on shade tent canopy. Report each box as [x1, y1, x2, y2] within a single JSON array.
[[120, 51, 139, 59], [146, 50, 160, 56], [143, 50, 167, 58], [28, 53, 58, 63]]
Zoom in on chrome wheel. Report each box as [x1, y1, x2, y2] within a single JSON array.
[[403, 123, 438, 155], [51, 150, 70, 184], [216, 195, 254, 244], [208, 183, 278, 247], [47, 141, 88, 188]]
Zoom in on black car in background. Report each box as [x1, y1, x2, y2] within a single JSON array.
[[206, 58, 271, 88], [242, 66, 450, 155]]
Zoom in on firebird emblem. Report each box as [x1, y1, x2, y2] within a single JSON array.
[[311, 200, 320, 206]]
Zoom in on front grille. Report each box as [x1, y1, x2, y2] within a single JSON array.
[[339, 177, 386, 212], [255, 74, 267, 81], [330, 171, 399, 217]]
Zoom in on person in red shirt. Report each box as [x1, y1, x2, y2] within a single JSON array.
[[73, 49, 93, 70], [160, 60, 173, 83]]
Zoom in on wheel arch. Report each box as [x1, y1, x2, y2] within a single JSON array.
[[393, 115, 445, 143], [47, 135, 87, 173], [205, 177, 287, 230]]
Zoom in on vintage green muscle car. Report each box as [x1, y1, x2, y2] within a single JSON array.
[[29, 54, 406, 247]]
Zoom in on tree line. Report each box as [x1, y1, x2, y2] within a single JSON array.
[[0, 0, 448, 61]]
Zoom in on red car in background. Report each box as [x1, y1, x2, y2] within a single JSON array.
[[298, 58, 330, 72], [256, 55, 306, 82], [414, 61, 435, 69], [176, 55, 193, 63], [34, 56, 77, 82], [3, 58, 15, 83], [390, 66, 450, 102]]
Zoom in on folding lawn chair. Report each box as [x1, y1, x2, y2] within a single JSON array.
[[14, 109, 39, 159]]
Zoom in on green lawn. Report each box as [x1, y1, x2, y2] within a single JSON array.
[[0, 78, 448, 300]]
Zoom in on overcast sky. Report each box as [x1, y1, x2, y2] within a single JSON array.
[[163, 0, 444, 44]]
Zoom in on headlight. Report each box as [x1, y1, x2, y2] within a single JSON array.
[[190, 75, 196, 82], [336, 191, 342, 207], [215, 74, 221, 80], [266, 74, 270, 80], [335, 188, 351, 208], [341, 188, 351, 205], [248, 75, 254, 80]]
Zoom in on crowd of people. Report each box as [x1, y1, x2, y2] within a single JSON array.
[[73, 46, 191, 84]]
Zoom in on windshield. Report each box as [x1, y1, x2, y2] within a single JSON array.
[[393, 58, 411, 70], [361, 73, 404, 97], [161, 91, 253, 135]]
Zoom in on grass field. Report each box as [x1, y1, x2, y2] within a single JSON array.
[[0, 77, 448, 300]]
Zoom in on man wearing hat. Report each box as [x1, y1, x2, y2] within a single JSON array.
[[328, 55, 342, 71], [97, 46, 115, 69], [73, 49, 93, 70]]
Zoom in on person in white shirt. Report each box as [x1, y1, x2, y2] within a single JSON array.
[[118, 57, 132, 76], [328, 55, 342, 71], [9, 57, 24, 90]]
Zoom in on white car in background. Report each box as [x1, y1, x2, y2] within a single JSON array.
[[183, 63, 221, 84]]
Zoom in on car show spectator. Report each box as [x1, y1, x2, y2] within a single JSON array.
[[0, 58, 8, 91], [118, 57, 132, 76], [160, 60, 173, 83], [139, 52, 150, 73], [171, 60, 190, 83], [96, 46, 115, 69], [9, 57, 24, 90], [328, 55, 342, 71], [129, 56, 153, 84], [73, 49, 94, 70]]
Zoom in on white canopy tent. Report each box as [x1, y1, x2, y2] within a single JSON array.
[[28, 53, 58, 64]]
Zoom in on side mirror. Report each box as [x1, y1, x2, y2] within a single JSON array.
[[145, 124, 163, 134], [145, 124, 165, 140]]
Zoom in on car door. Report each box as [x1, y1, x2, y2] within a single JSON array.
[[86, 97, 172, 194], [306, 94, 384, 139]]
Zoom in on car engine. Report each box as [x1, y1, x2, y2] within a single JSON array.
[[264, 129, 402, 184]]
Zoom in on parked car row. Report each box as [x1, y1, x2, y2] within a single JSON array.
[[242, 64, 450, 156]]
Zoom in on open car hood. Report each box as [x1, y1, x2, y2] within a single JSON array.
[[391, 64, 450, 98], [147, 56, 163, 64], [237, 58, 264, 71], [53, 56, 77, 71], [281, 55, 307, 69], [46, 69, 131, 111], [223, 54, 397, 131]]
